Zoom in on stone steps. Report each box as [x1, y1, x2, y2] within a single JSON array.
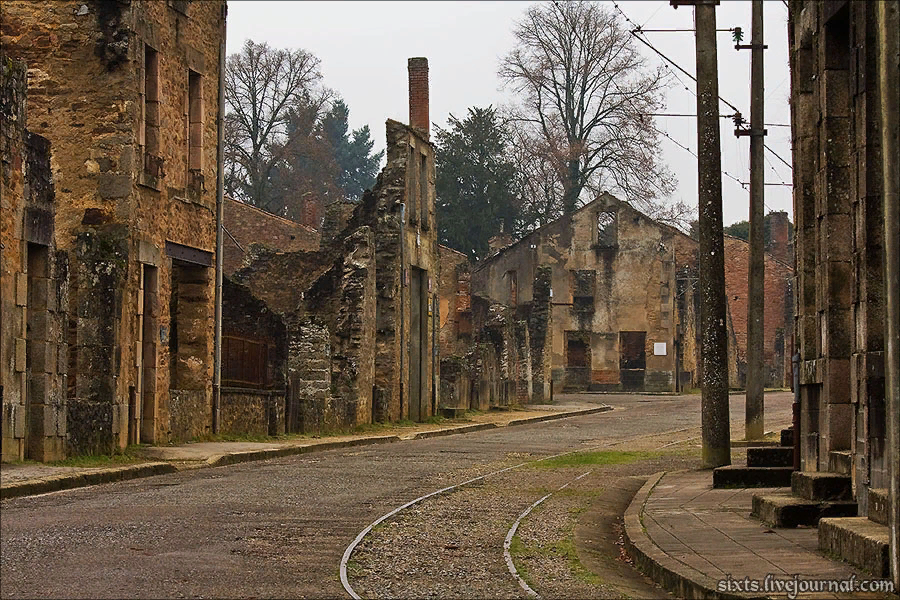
[[780, 427, 794, 447], [791, 470, 852, 501], [751, 492, 857, 528], [868, 488, 889, 526], [818, 517, 890, 577], [747, 446, 793, 467], [712, 465, 794, 488], [828, 450, 852, 476]]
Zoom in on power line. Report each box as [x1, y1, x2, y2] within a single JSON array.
[[613, 2, 796, 172]]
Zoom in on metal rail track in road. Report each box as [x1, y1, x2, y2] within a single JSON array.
[[339, 422, 700, 599]]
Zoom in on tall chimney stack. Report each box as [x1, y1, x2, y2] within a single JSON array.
[[408, 57, 429, 138]]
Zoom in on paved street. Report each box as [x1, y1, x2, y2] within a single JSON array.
[[1, 392, 793, 599]]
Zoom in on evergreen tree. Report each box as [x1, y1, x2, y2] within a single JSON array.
[[321, 98, 384, 201], [435, 106, 520, 261]]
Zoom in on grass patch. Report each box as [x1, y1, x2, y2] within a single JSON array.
[[47, 445, 147, 468], [533, 450, 661, 469]]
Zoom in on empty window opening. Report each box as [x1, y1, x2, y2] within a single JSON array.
[[596, 210, 617, 247], [419, 152, 428, 230], [507, 270, 517, 306], [188, 70, 203, 175], [407, 146, 418, 225], [142, 45, 162, 179]]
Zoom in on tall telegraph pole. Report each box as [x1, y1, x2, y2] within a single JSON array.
[[673, 0, 731, 467], [739, 0, 767, 440]]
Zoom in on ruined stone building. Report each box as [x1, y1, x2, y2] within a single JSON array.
[[220, 57, 441, 432], [788, 0, 898, 580], [1, 0, 226, 460], [471, 193, 700, 396]]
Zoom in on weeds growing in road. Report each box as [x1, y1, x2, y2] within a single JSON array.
[[532, 450, 660, 469]]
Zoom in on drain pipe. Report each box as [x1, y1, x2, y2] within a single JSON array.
[[212, 1, 227, 434], [876, 0, 899, 588]]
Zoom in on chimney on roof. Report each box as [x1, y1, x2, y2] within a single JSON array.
[[767, 210, 792, 264], [408, 57, 429, 138]]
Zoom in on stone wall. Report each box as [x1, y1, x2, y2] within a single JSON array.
[[1, 54, 69, 461], [220, 388, 284, 437], [1, 1, 225, 455], [789, 0, 890, 518]]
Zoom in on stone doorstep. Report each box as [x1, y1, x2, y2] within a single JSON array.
[[747, 446, 794, 467], [712, 465, 794, 488], [867, 488, 889, 526], [818, 517, 890, 578], [751, 492, 858, 528], [828, 450, 852, 476], [791, 470, 853, 501]]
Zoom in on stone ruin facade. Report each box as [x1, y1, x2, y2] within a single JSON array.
[[220, 58, 442, 432], [1, 0, 226, 460]]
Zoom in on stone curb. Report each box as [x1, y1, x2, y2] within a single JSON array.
[[506, 405, 612, 426], [205, 435, 402, 467], [409, 423, 498, 440], [0, 462, 178, 501], [622, 471, 762, 600]]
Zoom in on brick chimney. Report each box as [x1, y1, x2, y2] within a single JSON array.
[[408, 57, 429, 138], [767, 210, 792, 264]]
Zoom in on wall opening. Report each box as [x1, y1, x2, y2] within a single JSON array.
[[565, 331, 591, 390], [407, 146, 418, 225], [419, 152, 428, 230], [595, 210, 617, 248], [140, 265, 158, 443], [619, 331, 647, 391], [25, 243, 50, 459], [408, 267, 427, 421], [188, 70, 203, 177], [507, 270, 517, 306], [142, 45, 161, 174], [168, 261, 209, 392]]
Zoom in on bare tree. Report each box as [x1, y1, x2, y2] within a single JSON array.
[[499, 1, 676, 217], [224, 40, 328, 214]]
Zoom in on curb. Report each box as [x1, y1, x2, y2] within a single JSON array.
[[410, 423, 498, 440], [1, 462, 177, 501], [205, 435, 402, 467], [622, 471, 762, 600], [506, 405, 612, 426]]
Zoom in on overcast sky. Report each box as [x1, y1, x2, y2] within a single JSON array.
[[226, 1, 793, 227]]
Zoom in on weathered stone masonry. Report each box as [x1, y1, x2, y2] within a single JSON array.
[[1, 55, 70, 461], [1, 0, 226, 456]]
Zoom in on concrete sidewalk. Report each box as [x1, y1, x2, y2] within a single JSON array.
[[624, 470, 895, 599], [1, 403, 612, 500]]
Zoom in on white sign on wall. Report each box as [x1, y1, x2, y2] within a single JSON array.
[[653, 342, 667, 356]]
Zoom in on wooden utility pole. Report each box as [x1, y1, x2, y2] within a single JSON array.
[[737, 0, 766, 440], [673, 0, 730, 467]]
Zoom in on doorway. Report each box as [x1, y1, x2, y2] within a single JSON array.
[[619, 331, 646, 391], [408, 267, 427, 421]]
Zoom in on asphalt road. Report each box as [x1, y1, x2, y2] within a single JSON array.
[[0, 392, 793, 599]]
